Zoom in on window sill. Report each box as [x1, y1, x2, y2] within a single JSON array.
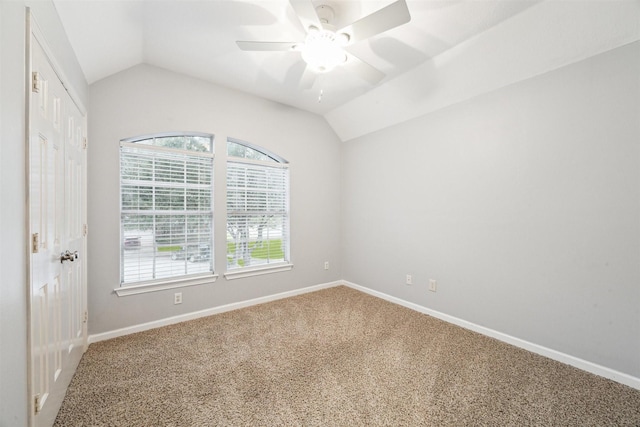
[[114, 274, 219, 297], [224, 263, 293, 280]]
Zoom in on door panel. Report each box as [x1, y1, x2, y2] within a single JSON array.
[[29, 33, 87, 427]]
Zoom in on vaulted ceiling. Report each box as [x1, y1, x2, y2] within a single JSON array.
[[53, 0, 640, 141]]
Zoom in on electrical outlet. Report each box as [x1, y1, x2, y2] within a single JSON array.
[[174, 292, 182, 304], [324, 261, 329, 270], [429, 279, 437, 292], [406, 274, 413, 285]]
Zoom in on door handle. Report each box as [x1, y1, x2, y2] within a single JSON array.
[[60, 250, 79, 263]]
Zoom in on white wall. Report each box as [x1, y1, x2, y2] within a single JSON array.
[[341, 42, 640, 379], [0, 2, 87, 426], [87, 64, 342, 335]]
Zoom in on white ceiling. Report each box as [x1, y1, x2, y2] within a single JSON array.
[[53, 0, 640, 140], [53, 0, 541, 112]]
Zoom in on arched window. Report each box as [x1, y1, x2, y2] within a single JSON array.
[[119, 133, 214, 286], [226, 138, 290, 276]]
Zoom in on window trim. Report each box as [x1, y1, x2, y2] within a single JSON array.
[[114, 273, 219, 297], [224, 263, 293, 281]]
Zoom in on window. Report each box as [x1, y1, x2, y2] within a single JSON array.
[[226, 139, 290, 275], [119, 134, 214, 287]]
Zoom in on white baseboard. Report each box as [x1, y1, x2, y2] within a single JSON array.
[[89, 278, 639, 391], [88, 281, 342, 344], [341, 280, 640, 391]]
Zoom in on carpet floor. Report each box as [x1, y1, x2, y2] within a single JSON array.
[[54, 286, 640, 426]]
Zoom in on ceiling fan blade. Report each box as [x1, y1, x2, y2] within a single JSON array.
[[289, 0, 322, 32], [284, 61, 317, 90], [236, 41, 299, 51], [338, 0, 411, 44], [298, 66, 317, 90], [344, 52, 385, 85]]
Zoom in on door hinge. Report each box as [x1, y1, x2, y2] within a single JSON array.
[[32, 233, 39, 253], [34, 394, 41, 414], [83, 224, 88, 237], [83, 311, 88, 324], [82, 137, 87, 149], [32, 71, 41, 93]]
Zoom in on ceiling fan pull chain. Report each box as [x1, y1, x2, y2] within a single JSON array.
[[318, 88, 324, 103]]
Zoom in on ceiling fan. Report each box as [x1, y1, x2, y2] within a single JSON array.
[[236, 0, 411, 86]]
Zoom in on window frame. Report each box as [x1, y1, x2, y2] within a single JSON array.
[[224, 138, 292, 280], [116, 132, 218, 296]]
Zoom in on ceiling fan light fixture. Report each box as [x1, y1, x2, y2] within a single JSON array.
[[301, 29, 347, 73]]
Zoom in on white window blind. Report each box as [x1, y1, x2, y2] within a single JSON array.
[[120, 135, 214, 286], [226, 140, 289, 270]]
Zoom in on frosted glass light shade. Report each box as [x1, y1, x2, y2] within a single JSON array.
[[301, 28, 347, 72]]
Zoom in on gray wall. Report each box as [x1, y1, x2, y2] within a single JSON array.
[[341, 42, 640, 378], [88, 64, 342, 335], [0, 2, 87, 425]]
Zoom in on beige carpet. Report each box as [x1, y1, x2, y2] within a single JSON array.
[[55, 286, 640, 426]]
